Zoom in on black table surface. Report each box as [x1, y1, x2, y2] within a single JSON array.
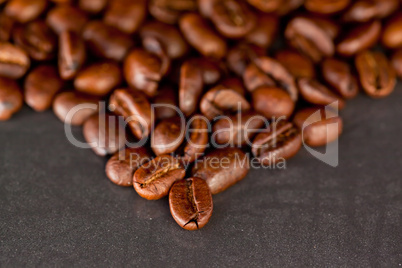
[[1, 86, 402, 267]]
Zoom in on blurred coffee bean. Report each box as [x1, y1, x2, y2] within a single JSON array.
[[276, 0, 304, 16], [0, 42, 30, 79], [245, 14, 278, 48], [0, 13, 15, 42], [179, 60, 203, 116], [79, 0, 107, 13], [0, 77, 23, 121], [58, 31, 86, 80], [46, 5, 88, 34], [181, 115, 209, 163], [149, 0, 197, 24], [252, 86, 295, 119], [152, 117, 185, 156], [391, 48, 402, 78], [191, 58, 223, 85], [104, 0, 147, 34], [304, 0, 350, 15], [5, 0, 47, 23], [343, 0, 399, 22], [275, 49, 316, 79], [220, 77, 246, 96], [243, 62, 275, 92], [152, 85, 178, 120], [298, 78, 345, 109], [382, 12, 402, 49], [308, 16, 340, 40], [226, 43, 265, 77], [247, 0, 281, 13]]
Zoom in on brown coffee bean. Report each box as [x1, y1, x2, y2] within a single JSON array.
[[285, 17, 334, 62], [382, 12, 402, 49], [13, 20, 57, 61], [343, 0, 399, 22], [83, 21, 134, 62], [304, 0, 350, 14], [276, 0, 304, 16], [109, 89, 153, 140], [192, 148, 249, 195], [337, 20, 381, 57], [322, 58, 359, 99], [307, 16, 340, 40], [0, 77, 23, 121], [245, 14, 278, 48], [179, 60, 203, 117], [0, 13, 15, 42], [355, 50, 396, 98], [46, 5, 88, 34], [58, 31, 86, 80], [133, 155, 186, 200], [294, 107, 343, 147], [169, 177, 213, 230], [391, 49, 402, 78], [213, 111, 266, 147], [247, 0, 281, 13], [243, 62, 275, 92], [152, 85, 178, 120], [275, 49, 316, 79], [298, 78, 345, 109], [220, 77, 246, 96], [179, 13, 227, 59], [226, 43, 265, 77], [79, 0, 107, 13], [104, 0, 147, 34], [252, 120, 302, 165], [53, 91, 99, 126], [74, 61, 122, 97], [5, 0, 47, 23], [106, 147, 151, 187], [252, 87, 295, 119], [83, 113, 126, 156], [0, 42, 30, 79], [149, 0, 197, 24], [200, 85, 250, 120], [24, 65, 63, 112], [191, 58, 223, 85], [181, 115, 209, 163], [151, 117, 185, 156]]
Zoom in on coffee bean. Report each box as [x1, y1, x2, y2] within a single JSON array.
[[308, 16, 340, 40], [226, 43, 265, 77], [0, 77, 23, 121], [106, 147, 151, 187], [74, 61, 122, 97], [355, 50, 396, 98], [181, 115, 209, 163], [277, 0, 304, 15], [24, 65, 63, 112], [293, 107, 343, 147], [391, 48, 402, 78], [5, 0, 47, 23], [152, 85, 178, 120], [179, 60, 203, 116], [220, 77, 246, 96], [0, 13, 15, 42], [79, 0, 107, 13], [169, 177, 213, 230], [245, 14, 278, 48], [382, 12, 402, 49], [192, 148, 249, 194], [243, 62, 276, 92], [152, 117, 185, 156], [275, 49, 316, 79], [133, 155, 186, 200], [104, 0, 147, 34], [252, 120, 302, 165], [247, 0, 281, 13], [252, 86, 295, 119], [304, 0, 350, 14], [83, 113, 126, 156], [58, 31, 86, 80], [298, 78, 345, 109], [46, 5, 88, 34], [0, 42, 30, 79], [343, 0, 399, 22], [191, 58, 223, 85], [149, 0, 197, 24]]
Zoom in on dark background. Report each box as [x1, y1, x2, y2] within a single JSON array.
[[1, 87, 401, 267]]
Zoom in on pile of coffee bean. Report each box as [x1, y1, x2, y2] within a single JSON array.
[[1, 0, 401, 230]]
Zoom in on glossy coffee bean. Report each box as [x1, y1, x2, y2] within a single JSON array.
[[337, 20, 381, 57], [83, 114, 126, 156], [382, 12, 402, 49], [179, 60, 203, 116], [153, 85, 178, 120], [46, 5, 88, 34], [83, 21, 134, 62], [169, 177, 213, 231], [294, 107, 343, 147], [200, 85, 250, 120], [133, 155, 186, 200], [181, 115, 209, 163], [308, 16, 340, 40], [0, 42, 30, 79], [252, 87, 295, 119], [109, 89, 153, 140], [53, 91, 99, 126], [192, 148, 249, 195], [304, 0, 350, 15], [252, 120, 302, 165], [298, 78, 345, 109], [5, 0, 47, 23], [104, 0, 146, 34], [149, 0, 197, 24], [58, 31, 86, 80], [245, 14, 278, 48], [106, 147, 151, 187], [322, 58, 359, 99], [79, 0, 107, 13], [226, 43, 265, 77], [243, 62, 275, 92], [343, 0, 399, 22], [275, 49, 316, 79], [355, 50, 396, 98], [179, 13, 227, 59], [13, 20, 57, 61], [24, 65, 63, 112], [151, 117, 185, 156], [391, 49, 402, 78], [0, 13, 15, 42], [74, 62, 122, 97], [0, 77, 23, 121], [247, 0, 281, 13]]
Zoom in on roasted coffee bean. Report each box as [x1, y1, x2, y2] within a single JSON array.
[[355, 50, 396, 98], [74, 61, 122, 97], [221, 77, 246, 96], [83, 113, 126, 156], [181, 115, 209, 163], [0, 13, 15, 42], [294, 107, 343, 147], [382, 12, 402, 49], [226, 43, 265, 77], [308, 16, 340, 40], [46, 5, 88, 35], [179, 60, 203, 116], [0, 42, 30, 79], [209, 0, 256, 39], [153, 85, 178, 120], [298, 78, 345, 109], [109, 89, 153, 140], [252, 86, 295, 119], [58, 31, 86, 80], [83, 21, 134, 62], [133, 155, 186, 200], [179, 13, 227, 59], [79, 0, 107, 13], [243, 62, 276, 92], [5, 0, 47, 23], [149, 0, 197, 24], [252, 120, 302, 165], [245, 14, 278, 48], [337, 20, 381, 57], [169, 177, 213, 230], [200, 85, 250, 120], [0, 77, 23, 121], [391, 49, 402, 78], [343, 0, 399, 22], [276, 0, 304, 16], [13, 20, 57, 61], [191, 58, 223, 85], [151, 117, 185, 156], [322, 58, 359, 99], [106, 147, 151, 187], [304, 0, 350, 15], [53, 91, 99, 126], [213, 111, 266, 146], [104, 0, 147, 34], [24, 65, 63, 112], [247, 0, 281, 13], [192, 148, 249, 195], [285, 17, 334, 63], [275, 49, 316, 79]]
